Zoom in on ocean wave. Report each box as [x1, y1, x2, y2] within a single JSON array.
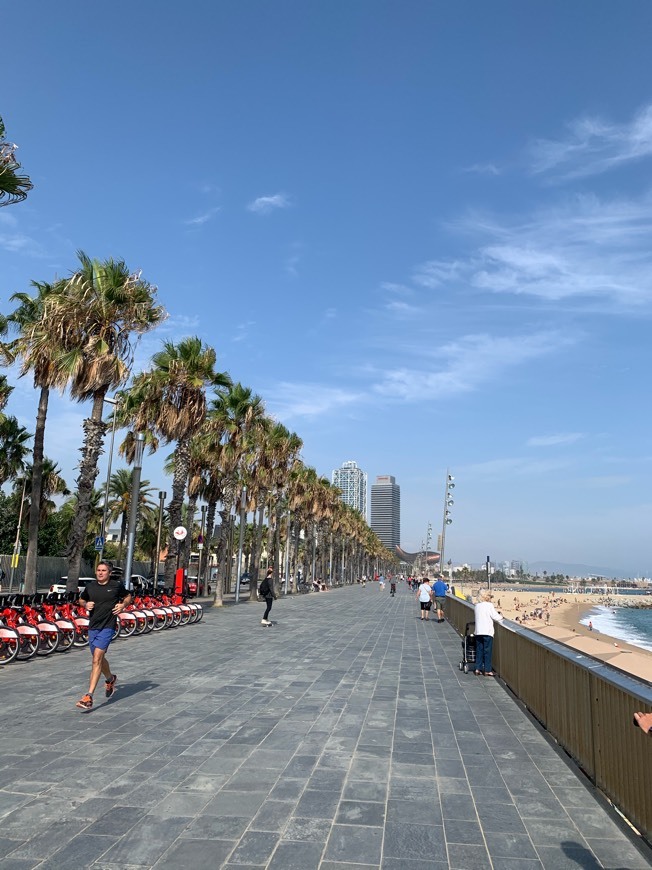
[[580, 606, 652, 652]]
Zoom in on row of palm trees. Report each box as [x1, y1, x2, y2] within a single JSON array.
[[0, 115, 395, 597], [0, 254, 395, 599]]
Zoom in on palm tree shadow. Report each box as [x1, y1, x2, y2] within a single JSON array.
[[560, 840, 623, 869]]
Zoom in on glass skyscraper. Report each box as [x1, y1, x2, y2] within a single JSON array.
[[370, 475, 401, 551], [332, 460, 367, 518]]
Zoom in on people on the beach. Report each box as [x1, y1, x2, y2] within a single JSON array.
[[76, 561, 131, 710], [417, 577, 433, 620], [259, 567, 276, 625], [433, 575, 447, 623], [633, 711, 652, 734], [474, 588, 503, 676]]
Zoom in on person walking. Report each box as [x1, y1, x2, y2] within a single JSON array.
[[416, 577, 433, 620], [474, 588, 503, 676], [76, 561, 132, 710], [259, 567, 276, 625], [433, 575, 447, 623]]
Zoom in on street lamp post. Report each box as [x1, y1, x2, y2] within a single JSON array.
[[440, 470, 455, 580], [154, 490, 166, 588], [98, 396, 119, 563], [122, 433, 145, 590], [197, 504, 207, 594], [8, 479, 27, 594], [424, 523, 432, 575], [235, 488, 246, 603]]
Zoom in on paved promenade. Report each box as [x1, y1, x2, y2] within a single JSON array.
[[0, 585, 649, 869]]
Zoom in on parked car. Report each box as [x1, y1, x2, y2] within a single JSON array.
[[49, 577, 94, 594]]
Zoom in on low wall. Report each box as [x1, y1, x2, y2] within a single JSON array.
[[446, 594, 652, 844]]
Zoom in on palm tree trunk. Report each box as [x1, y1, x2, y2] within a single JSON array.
[[249, 499, 266, 601], [67, 391, 107, 587], [23, 385, 49, 595], [212, 506, 230, 606], [164, 435, 191, 586]]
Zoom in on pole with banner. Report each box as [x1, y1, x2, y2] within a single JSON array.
[[173, 525, 187, 594]]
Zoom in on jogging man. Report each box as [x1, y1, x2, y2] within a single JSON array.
[[76, 561, 131, 710]]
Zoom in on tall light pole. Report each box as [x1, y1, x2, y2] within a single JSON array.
[[235, 487, 246, 603], [123, 433, 145, 590], [98, 396, 119, 563], [155, 490, 166, 587], [197, 504, 207, 594], [424, 523, 432, 575], [440, 470, 454, 580], [8, 479, 27, 593]]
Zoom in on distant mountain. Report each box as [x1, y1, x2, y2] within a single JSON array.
[[526, 560, 627, 579]]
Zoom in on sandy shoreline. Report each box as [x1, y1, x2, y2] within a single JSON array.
[[455, 586, 652, 683]]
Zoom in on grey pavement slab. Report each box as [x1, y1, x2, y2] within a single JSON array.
[[0, 585, 650, 868]]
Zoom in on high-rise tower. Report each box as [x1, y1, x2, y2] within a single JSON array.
[[370, 475, 401, 551], [332, 460, 367, 518]]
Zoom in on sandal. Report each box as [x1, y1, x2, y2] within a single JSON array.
[[484, 671, 496, 677], [474, 670, 482, 675]]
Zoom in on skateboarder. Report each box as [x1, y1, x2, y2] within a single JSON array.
[[259, 568, 276, 625]]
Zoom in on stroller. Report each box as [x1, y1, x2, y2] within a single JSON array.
[[459, 622, 476, 674]]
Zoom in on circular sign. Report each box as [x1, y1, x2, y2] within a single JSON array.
[[173, 526, 188, 541]]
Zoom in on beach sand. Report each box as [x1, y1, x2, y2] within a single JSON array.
[[456, 586, 652, 683]]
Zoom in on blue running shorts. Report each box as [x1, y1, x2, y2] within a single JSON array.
[[88, 627, 115, 654]]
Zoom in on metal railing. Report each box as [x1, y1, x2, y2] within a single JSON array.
[[446, 594, 652, 844]]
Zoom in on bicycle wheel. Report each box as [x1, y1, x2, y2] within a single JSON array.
[[131, 610, 148, 635], [36, 623, 60, 655], [141, 608, 156, 633], [193, 603, 203, 623], [152, 608, 167, 631], [17, 627, 39, 660], [177, 605, 191, 626], [169, 607, 182, 628], [73, 619, 89, 647], [0, 629, 19, 664], [118, 614, 137, 638], [55, 621, 75, 652]]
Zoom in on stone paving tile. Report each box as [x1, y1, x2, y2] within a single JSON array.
[[0, 586, 648, 870]]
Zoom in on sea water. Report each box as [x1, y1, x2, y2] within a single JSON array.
[[580, 606, 652, 652]]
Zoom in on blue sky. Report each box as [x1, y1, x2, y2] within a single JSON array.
[[2, 1, 652, 574]]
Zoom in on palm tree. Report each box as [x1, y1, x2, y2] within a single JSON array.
[[13, 457, 69, 524], [60, 252, 166, 589], [0, 373, 12, 419], [5, 279, 70, 594], [0, 416, 32, 485], [121, 337, 231, 585], [201, 383, 266, 605], [0, 116, 32, 206], [107, 468, 156, 559]]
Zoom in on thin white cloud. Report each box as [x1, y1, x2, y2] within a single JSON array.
[[531, 104, 652, 179], [428, 193, 652, 308], [247, 193, 291, 215], [0, 232, 45, 257], [528, 433, 584, 447], [463, 162, 501, 176], [232, 321, 255, 343], [372, 330, 574, 402], [385, 300, 421, 316], [461, 456, 572, 478], [267, 382, 361, 420], [0, 212, 17, 227], [380, 282, 414, 296], [184, 207, 220, 227], [583, 475, 632, 488]]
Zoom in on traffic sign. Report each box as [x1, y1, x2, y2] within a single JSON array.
[[94, 535, 104, 551], [173, 526, 188, 541]]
